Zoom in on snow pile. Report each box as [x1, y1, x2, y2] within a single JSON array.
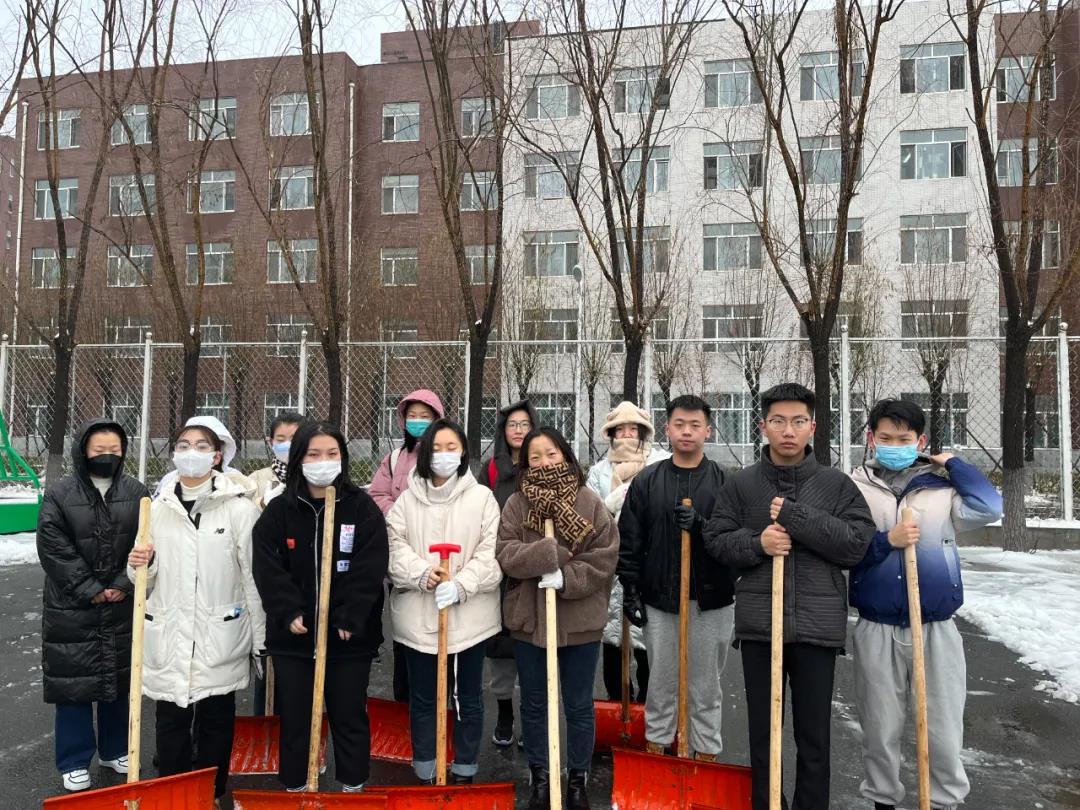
[[959, 547, 1080, 703], [0, 532, 38, 566]]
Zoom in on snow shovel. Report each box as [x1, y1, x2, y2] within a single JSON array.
[[902, 507, 931, 810], [593, 619, 646, 751], [611, 499, 753, 810], [367, 695, 454, 763], [543, 518, 562, 810], [45, 498, 220, 810], [769, 548, 784, 810]]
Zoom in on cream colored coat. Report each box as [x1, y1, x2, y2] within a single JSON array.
[[386, 469, 502, 655]]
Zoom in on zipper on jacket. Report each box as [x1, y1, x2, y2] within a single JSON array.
[[300, 496, 326, 661]]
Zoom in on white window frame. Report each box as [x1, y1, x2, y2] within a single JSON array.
[[189, 97, 237, 141], [704, 141, 764, 190], [524, 230, 578, 277], [996, 55, 1055, 103], [703, 222, 762, 271], [525, 152, 577, 200], [382, 102, 420, 142], [380, 247, 419, 286], [111, 104, 151, 145], [705, 59, 762, 108], [808, 218, 863, 266], [900, 128, 967, 180], [382, 321, 420, 359], [109, 174, 155, 217], [265, 392, 300, 426], [901, 299, 969, 347], [461, 170, 497, 211], [702, 304, 764, 349], [622, 146, 670, 194], [106, 391, 141, 436], [461, 97, 495, 137], [185, 241, 234, 285], [900, 213, 967, 264], [799, 50, 864, 101], [266, 314, 313, 357], [30, 247, 74, 288], [466, 244, 495, 285], [270, 92, 314, 136], [37, 108, 80, 150], [996, 137, 1058, 187], [522, 308, 578, 354], [614, 67, 668, 114], [267, 238, 318, 283], [382, 174, 419, 214], [619, 226, 670, 274], [188, 170, 236, 214], [199, 316, 230, 358], [707, 392, 752, 445], [107, 244, 152, 287], [34, 178, 77, 220], [196, 391, 230, 421], [105, 315, 151, 356], [526, 75, 580, 120], [900, 392, 969, 445], [1005, 220, 1059, 268], [271, 166, 315, 210], [900, 42, 966, 94], [800, 136, 843, 184]]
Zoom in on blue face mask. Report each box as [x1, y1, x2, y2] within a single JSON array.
[[405, 419, 432, 439], [271, 442, 291, 462], [875, 443, 920, 471]]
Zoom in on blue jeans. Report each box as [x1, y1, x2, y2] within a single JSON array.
[[54, 699, 128, 773], [515, 639, 600, 772], [403, 641, 486, 780]]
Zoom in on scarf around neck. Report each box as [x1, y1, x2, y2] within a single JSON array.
[[520, 463, 594, 551], [272, 458, 289, 484], [608, 437, 651, 491]]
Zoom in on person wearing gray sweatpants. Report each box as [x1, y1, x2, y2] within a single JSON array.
[[850, 399, 1003, 810]]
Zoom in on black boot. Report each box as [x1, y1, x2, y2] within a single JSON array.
[[492, 699, 514, 746], [451, 773, 474, 785], [567, 769, 590, 810], [527, 766, 550, 810], [874, 804, 895, 810]]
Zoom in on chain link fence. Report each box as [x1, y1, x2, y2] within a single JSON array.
[[0, 332, 1073, 519]]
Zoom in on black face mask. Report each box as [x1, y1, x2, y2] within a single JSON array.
[[86, 453, 123, 479]]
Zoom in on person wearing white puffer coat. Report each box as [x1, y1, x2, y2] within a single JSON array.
[[128, 423, 265, 802]]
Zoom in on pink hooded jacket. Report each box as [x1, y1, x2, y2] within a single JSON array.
[[368, 388, 445, 515]]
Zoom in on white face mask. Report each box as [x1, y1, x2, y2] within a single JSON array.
[[173, 450, 215, 479], [271, 441, 291, 463], [302, 460, 341, 487], [431, 452, 462, 479]]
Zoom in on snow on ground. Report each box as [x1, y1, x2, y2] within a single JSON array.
[[0, 533, 37, 566], [959, 547, 1080, 704]]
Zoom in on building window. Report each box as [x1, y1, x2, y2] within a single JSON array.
[[996, 137, 1058, 187], [109, 174, 155, 216], [705, 59, 762, 108], [380, 247, 419, 286], [900, 128, 966, 179], [199, 316, 230, 358], [614, 67, 669, 114], [799, 51, 864, 101], [382, 174, 419, 214], [524, 230, 578, 277], [703, 222, 762, 271], [189, 97, 236, 140], [466, 244, 495, 284], [702, 304, 764, 349], [6, 192, 12, 212], [106, 392, 141, 437], [901, 299, 969, 348], [196, 391, 230, 421], [5, 230, 11, 250], [900, 213, 967, 264], [34, 178, 78, 219], [266, 314, 313, 357], [188, 170, 235, 213], [622, 146, 670, 194], [900, 391, 968, 444], [24, 394, 51, 435], [526, 75, 580, 120], [610, 307, 669, 354], [522, 308, 578, 353], [265, 392, 300, 429], [270, 92, 314, 136], [382, 321, 419, 359], [112, 104, 151, 145], [30, 247, 74, 288], [808, 218, 863, 265], [900, 42, 965, 94], [707, 392, 752, 445], [382, 102, 420, 142], [185, 242, 234, 285], [461, 170, 497, 211], [525, 152, 578, 199], [800, 136, 843, 184], [461, 97, 495, 137], [996, 56, 1055, 103], [704, 141, 764, 190], [619, 226, 670, 274], [105, 315, 151, 356], [37, 108, 80, 150], [1005, 220, 1059, 268], [530, 392, 575, 437], [271, 166, 315, 210], [107, 244, 152, 287], [267, 238, 318, 283], [1031, 394, 1060, 448]]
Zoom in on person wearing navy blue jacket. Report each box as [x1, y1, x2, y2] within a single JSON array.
[[849, 399, 1003, 810]]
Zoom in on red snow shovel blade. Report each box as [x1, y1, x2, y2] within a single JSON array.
[[366, 783, 516, 809], [231, 715, 329, 775], [368, 697, 454, 763], [233, 790, 388, 809], [42, 768, 216, 809], [593, 698, 647, 751], [611, 747, 753, 810]]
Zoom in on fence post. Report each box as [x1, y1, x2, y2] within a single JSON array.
[[839, 324, 852, 475], [137, 332, 153, 484], [1057, 322, 1073, 521], [642, 331, 653, 414], [0, 334, 9, 419], [297, 330, 309, 414], [462, 338, 471, 428]]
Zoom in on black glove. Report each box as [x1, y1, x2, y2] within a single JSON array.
[[623, 587, 647, 628], [674, 504, 700, 530]]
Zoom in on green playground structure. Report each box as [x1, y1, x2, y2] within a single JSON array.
[[0, 410, 43, 534]]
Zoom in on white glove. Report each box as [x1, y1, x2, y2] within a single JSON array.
[[435, 580, 461, 610], [538, 569, 564, 590]]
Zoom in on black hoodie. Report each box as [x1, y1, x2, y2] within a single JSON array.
[[484, 399, 541, 508]]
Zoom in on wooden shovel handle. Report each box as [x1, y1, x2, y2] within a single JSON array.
[[902, 507, 931, 810], [307, 487, 336, 791], [127, 497, 152, 784], [544, 519, 562, 810], [677, 498, 691, 759], [434, 550, 454, 787], [769, 552, 784, 810], [620, 615, 632, 728]]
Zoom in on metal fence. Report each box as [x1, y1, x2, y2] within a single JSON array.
[[0, 329, 1074, 519]]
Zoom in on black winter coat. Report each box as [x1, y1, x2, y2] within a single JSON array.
[[704, 450, 875, 648], [617, 458, 735, 613], [38, 419, 149, 704], [252, 485, 387, 660]]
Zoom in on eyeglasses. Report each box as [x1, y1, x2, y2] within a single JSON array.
[[765, 417, 812, 430], [507, 421, 532, 430], [175, 441, 214, 452]]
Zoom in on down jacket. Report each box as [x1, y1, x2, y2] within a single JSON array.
[[130, 472, 265, 707], [704, 449, 876, 648], [849, 457, 1003, 626], [387, 470, 502, 655], [38, 418, 149, 704]]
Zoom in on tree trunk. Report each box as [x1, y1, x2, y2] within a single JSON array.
[[181, 339, 200, 424], [1001, 335, 1031, 551], [1024, 382, 1037, 462], [587, 384, 597, 463], [466, 334, 488, 463], [809, 337, 833, 465], [323, 338, 343, 426], [45, 342, 74, 484], [622, 334, 643, 402]]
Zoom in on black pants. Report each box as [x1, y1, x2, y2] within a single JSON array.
[[155, 693, 236, 799], [741, 641, 838, 810], [393, 640, 410, 702], [601, 642, 650, 702], [274, 654, 372, 790]]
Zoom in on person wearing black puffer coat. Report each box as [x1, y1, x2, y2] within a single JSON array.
[[37, 418, 149, 793]]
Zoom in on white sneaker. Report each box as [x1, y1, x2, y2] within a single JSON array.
[[62, 769, 91, 791], [286, 785, 308, 793], [100, 755, 129, 774], [342, 783, 365, 793]]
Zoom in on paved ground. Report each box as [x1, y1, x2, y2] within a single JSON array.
[[2, 560, 1079, 809]]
